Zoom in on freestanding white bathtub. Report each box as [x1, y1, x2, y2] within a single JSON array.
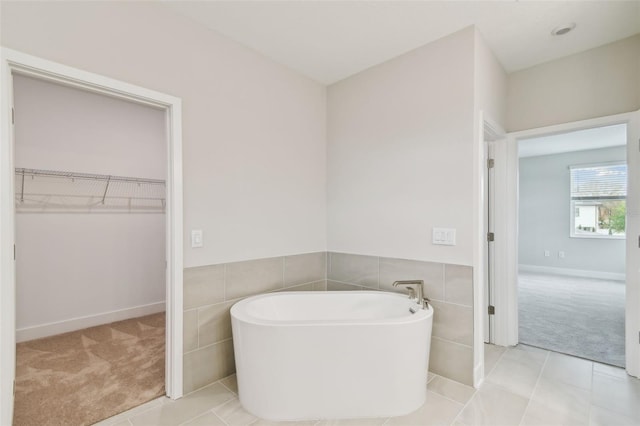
[[230, 291, 433, 421]]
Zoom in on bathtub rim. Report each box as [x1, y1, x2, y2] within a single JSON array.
[[230, 290, 433, 327]]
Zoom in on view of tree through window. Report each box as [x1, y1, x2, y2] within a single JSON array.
[[570, 162, 626, 238]]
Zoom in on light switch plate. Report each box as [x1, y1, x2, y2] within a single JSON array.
[[433, 228, 456, 246], [191, 229, 203, 248]]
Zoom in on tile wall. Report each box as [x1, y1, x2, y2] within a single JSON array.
[[182, 252, 327, 393], [182, 251, 474, 393], [327, 252, 475, 385]]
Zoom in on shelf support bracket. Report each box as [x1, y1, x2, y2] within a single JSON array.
[[101, 176, 111, 204]]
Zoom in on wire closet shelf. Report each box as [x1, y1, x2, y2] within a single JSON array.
[[15, 168, 166, 213]]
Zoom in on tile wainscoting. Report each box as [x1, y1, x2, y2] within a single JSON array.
[[327, 252, 474, 386], [182, 251, 474, 393], [182, 252, 327, 393]]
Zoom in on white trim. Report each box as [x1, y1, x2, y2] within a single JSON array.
[[0, 48, 17, 426], [0, 48, 184, 424], [474, 112, 506, 388], [473, 363, 485, 389], [501, 111, 640, 379], [624, 111, 640, 378], [519, 264, 625, 282], [16, 302, 166, 343]]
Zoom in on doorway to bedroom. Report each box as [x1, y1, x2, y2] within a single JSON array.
[[517, 123, 627, 367]]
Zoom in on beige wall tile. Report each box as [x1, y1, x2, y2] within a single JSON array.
[[183, 309, 199, 353], [429, 338, 473, 386], [430, 300, 473, 346], [183, 340, 236, 394], [427, 376, 475, 404], [284, 252, 326, 286], [327, 280, 363, 291], [184, 265, 225, 309], [328, 252, 378, 288], [313, 280, 328, 291], [198, 301, 234, 347], [444, 264, 473, 306], [225, 257, 284, 300], [280, 282, 315, 291], [379, 257, 444, 301]]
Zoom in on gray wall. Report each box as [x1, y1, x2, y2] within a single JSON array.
[[519, 146, 626, 274]]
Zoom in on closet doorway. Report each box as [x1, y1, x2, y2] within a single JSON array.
[[12, 74, 168, 424], [0, 49, 184, 425]]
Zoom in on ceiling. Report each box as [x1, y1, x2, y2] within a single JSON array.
[[162, 1, 640, 85], [518, 124, 627, 158]]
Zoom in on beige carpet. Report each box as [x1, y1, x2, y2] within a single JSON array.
[[14, 312, 166, 426]]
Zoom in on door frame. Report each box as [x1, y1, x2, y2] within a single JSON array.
[[496, 111, 640, 377], [0, 48, 184, 424]]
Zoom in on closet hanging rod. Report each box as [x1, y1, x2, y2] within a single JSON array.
[[14, 168, 165, 185]]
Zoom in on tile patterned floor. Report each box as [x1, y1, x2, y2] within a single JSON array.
[[96, 344, 640, 426]]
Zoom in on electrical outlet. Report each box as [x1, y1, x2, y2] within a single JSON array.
[[558, 251, 565, 259], [544, 250, 550, 257]]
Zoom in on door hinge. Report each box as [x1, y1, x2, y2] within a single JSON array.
[[487, 232, 495, 242], [488, 305, 495, 315], [487, 158, 495, 169]]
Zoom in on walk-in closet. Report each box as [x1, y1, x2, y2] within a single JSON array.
[[12, 74, 167, 425]]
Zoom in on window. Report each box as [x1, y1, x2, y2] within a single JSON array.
[[570, 162, 626, 238]]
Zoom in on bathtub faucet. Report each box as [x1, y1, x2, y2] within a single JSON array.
[[392, 280, 430, 309]]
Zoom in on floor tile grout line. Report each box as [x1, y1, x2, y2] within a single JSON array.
[[449, 372, 485, 426], [517, 350, 550, 426], [117, 397, 167, 425], [218, 379, 237, 395], [176, 408, 212, 426], [450, 346, 534, 426]]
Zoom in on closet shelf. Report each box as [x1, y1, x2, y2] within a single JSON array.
[[15, 168, 166, 185], [15, 168, 166, 213]]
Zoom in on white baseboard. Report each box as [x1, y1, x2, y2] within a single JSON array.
[[16, 301, 166, 342], [519, 264, 625, 282]]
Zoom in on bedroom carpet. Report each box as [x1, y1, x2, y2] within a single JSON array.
[[14, 312, 165, 426], [518, 272, 625, 367]]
